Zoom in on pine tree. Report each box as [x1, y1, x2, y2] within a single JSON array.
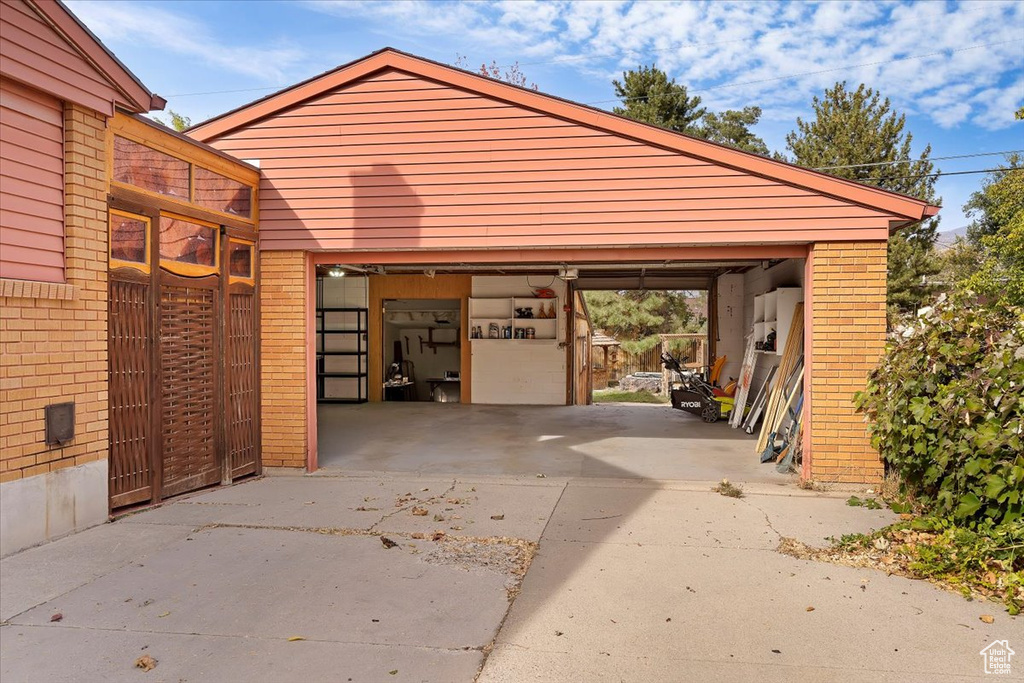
[[612, 65, 706, 134], [784, 82, 941, 319], [698, 106, 770, 156]]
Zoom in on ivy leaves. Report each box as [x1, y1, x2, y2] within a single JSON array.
[[854, 294, 1024, 527]]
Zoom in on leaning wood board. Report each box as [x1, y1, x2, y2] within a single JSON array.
[[757, 303, 804, 453]]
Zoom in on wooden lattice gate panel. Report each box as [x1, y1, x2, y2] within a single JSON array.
[[160, 283, 221, 498], [228, 289, 259, 478], [108, 276, 152, 508]]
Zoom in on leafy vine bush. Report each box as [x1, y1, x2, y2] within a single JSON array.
[[854, 294, 1023, 526]]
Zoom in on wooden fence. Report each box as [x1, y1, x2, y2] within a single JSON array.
[[615, 334, 707, 379]]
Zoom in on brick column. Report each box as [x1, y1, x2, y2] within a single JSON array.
[[808, 241, 888, 483], [259, 250, 307, 469], [0, 103, 109, 484]]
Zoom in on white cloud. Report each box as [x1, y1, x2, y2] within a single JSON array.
[[305, 0, 1024, 131], [66, 1, 307, 83]]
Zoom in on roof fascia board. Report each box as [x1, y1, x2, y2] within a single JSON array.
[[30, 0, 163, 112], [190, 49, 934, 221]]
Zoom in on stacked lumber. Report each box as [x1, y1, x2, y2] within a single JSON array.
[[756, 303, 804, 454]]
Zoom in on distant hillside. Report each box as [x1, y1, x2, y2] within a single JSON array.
[[935, 225, 970, 251]]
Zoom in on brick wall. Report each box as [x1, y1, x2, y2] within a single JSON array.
[[0, 103, 109, 484], [808, 241, 888, 483], [259, 250, 307, 468]]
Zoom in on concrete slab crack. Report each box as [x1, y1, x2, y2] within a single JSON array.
[[368, 479, 458, 532], [739, 496, 783, 542]]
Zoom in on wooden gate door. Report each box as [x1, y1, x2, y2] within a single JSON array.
[[226, 270, 259, 479], [159, 274, 222, 498], [108, 210, 155, 508], [108, 206, 260, 509]]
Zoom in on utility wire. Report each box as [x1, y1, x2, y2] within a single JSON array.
[[162, 38, 1022, 100], [588, 39, 1023, 105], [859, 167, 1020, 182], [813, 150, 1024, 171]]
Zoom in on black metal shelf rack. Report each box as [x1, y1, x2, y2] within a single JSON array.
[[315, 277, 368, 404]]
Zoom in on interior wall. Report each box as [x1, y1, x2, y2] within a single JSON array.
[[741, 259, 806, 393], [714, 274, 745, 383], [367, 274, 472, 402], [383, 302, 461, 401], [470, 275, 568, 405]]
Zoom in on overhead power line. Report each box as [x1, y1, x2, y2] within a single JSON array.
[[813, 150, 1024, 171], [861, 167, 1020, 182], [589, 39, 1023, 105], [162, 38, 1022, 100]]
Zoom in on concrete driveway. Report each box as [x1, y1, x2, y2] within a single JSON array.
[[318, 402, 794, 483], [1, 472, 1015, 682]]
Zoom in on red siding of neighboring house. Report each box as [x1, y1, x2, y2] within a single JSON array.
[[205, 66, 897, 252], [0, 77, 64, 282], [0, 0, 122, 115]]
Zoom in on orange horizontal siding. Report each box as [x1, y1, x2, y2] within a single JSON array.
[[206, 66, 892, 251], [0, 76, 63, 282], [0, 0, 119, 114]]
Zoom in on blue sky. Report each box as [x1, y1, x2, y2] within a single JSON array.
[[68, 0, 1024, 233]]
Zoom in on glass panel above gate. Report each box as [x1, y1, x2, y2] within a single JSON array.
[[113, 136, 190, 200], [109, 210, 150, 272], [159, 214, 219, 276], [228, 239, 254, 284], [194, 167, 252, 218]]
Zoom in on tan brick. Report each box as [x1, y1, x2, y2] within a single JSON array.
[[808, 241, 886, 485]]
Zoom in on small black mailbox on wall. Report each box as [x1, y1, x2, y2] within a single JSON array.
[[45, 402, 75, 446]]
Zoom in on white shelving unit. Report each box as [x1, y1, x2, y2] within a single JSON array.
[[751, 287, 802, 355], [469, 297, 559, 341]]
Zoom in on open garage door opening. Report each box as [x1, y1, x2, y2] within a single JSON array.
[[313, 258, 806, 483]]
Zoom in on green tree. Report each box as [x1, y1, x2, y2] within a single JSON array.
[[953, 154, 1024, 306], [963, 154, 1024, 243], [613, 65, 769, 154], [583, 290, 704, 354], [154, 110, 192, 132], [697, 106, 770, 156], [612, 65, 706, 133], [784, 82, 941, 320]]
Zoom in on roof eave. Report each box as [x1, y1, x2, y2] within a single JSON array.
[[33, 0, 163, 113], [188, 47, 938, 222]]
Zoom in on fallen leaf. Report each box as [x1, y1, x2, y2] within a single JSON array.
[[288, 636, 305, 642], [431, 531, 446, 541], [980, 615, 994, 624], [411, 507, 429, 516], [134, 655, 157, 672], [805, 606, 815, 612], [389, 670, 398, 675], [433, 514, 444, 522], [50, 613, 62, 622], [771, 649, 781, 654], [157, 611, 170, 618], [490, 514, 505, 520], [536, 473, 546, 478], [554, 631, 564, 636], [381, 537, 398, 549], [410, 533, 425, 540], [355, 506, 379, 512]]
